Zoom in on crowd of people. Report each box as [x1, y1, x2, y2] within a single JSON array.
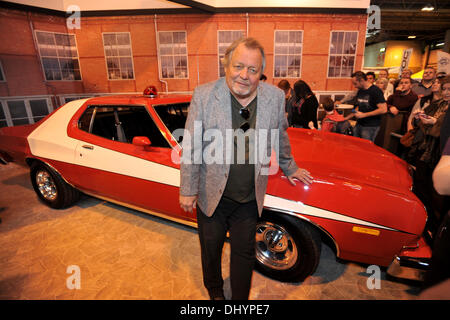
[[278, 68, 450, 234], [279, 69, 450, 298], [279, 69, 450, 297]]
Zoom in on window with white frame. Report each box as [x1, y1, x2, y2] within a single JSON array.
[[102, 32, 135, 80], [218, 30, 245, 77], [35, 31, 81, 81], [0, 103, 6, 128], [0, 60, 5, 82], [328, 31, 358, 78], [274, 31, 303, 78], [158, 31, 188, 79], [0, 97, 53, 127]]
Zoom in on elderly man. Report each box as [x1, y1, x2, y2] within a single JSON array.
[[412, 67, 436, 98], [351, 71, 388, 142], [179, 37, 312, 300]]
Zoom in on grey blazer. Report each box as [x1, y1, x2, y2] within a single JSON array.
[[180, 78, 299, 217]]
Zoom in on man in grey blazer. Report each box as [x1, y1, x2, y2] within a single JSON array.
[[179, 38, 313, 300]]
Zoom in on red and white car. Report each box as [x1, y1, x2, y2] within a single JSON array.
[[0, 93, 431, 282]]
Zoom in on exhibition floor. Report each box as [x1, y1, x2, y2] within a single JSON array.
[[0, 163, 421, 300]]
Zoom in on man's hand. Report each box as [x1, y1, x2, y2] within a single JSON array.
[[389, 106, 399, 115], [287, 168, 313, 186], [354, 111, 366, 119], [180, 195, 197, 213]]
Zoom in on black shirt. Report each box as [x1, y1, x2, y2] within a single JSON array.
[[288, 94, 319, 129], [222, 94, 257, 203], [355, 85, 386, 127]]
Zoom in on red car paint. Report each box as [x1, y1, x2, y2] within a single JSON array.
[[0, 94, 431, 272]]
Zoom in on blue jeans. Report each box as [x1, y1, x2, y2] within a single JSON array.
[[353, 124, 380, 142]]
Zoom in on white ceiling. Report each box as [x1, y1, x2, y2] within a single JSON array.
[[6, 0, 371, 12]]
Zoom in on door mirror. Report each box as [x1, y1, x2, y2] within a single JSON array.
[[132, 136, 151, 147]]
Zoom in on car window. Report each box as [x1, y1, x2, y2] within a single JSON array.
[[153, 103, 189, 134], [78, 105, 170, 148]]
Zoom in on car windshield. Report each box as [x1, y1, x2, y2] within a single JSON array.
[[153, 103, 189, 134]]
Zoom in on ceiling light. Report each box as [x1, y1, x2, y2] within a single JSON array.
[[408, 35, 416, 39], [379, 47, 386, 52], [421, 4, 434, 11]]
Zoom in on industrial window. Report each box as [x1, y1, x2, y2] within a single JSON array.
[[35, 31, 81, 81], [0, 97, 53, 127], [158, 31, 188, 79], [0, 60, 5, 82], [328, 31, 358, 78], [273, 30, 303, 78], [218, 30, 245, 77], [102, 32, 135, 80]]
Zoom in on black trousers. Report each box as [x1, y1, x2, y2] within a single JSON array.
[[196, 197, 258, 300]]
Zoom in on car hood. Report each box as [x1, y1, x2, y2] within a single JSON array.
[[287, 128, 413, 195]]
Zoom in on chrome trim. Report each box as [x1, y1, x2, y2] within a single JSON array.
[[263, 205, 341, 258], [387, 255, 430, 281], [80, 190, 198, 229], [255, 221, 298, 270]]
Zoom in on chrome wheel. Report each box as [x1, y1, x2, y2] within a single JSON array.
[[256, 221, 298, 270], [35, 170, 57, 201]]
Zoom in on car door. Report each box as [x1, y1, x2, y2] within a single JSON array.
[[69, 102, 194, 223]]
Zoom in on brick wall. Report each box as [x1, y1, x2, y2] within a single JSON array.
[[0, 8, 367, 100]]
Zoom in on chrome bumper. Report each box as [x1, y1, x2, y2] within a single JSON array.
[[387, 255, 431, 281]]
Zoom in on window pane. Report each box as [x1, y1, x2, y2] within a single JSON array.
[[116, 33, 130, 45], [13, 119, 29, 126], [159, 32, 172, 44], [29, 100, 49, 117], [159, 31, 188, 79], [103, 33, 134, 80], [275, 31, 288, 43], [328, 31, 357, 78], [36, 31, 81, 81], [7, 101, 27, 118], [274, 30, 302, 78], [103, 34, 116, 45]]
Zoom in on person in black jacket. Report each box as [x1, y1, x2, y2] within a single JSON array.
[[287, 80, 318, 129]]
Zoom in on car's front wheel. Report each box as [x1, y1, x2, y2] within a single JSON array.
[[255, 211, 322, 282], [30, 162, 80, 209]]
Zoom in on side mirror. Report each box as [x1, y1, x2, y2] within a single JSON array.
[[132, 136, 151, 147]]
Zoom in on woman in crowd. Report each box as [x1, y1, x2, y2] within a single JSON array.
[[375, 77, 390, 100], [286, 79, 318, 129], [407, 78, 443, 131], [406, 76, 450, 234], [277, 79, 292, 119]]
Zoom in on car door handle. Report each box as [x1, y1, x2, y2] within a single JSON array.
[[82, 145, 94, 150]]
